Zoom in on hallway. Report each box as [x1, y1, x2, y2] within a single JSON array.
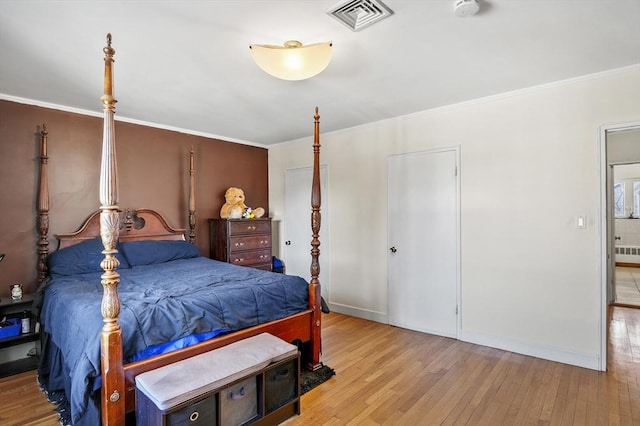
[[615, 266, 640, 307]]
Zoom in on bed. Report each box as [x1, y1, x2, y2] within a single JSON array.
[[36, 34, 324, 426]]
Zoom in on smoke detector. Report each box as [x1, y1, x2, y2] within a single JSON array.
[[454, 0, 480, 17]]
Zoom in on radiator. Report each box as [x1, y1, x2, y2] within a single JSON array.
[[615, 245, 640, 264]]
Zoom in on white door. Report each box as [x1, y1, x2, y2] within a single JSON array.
[[284, 166, 329, 300], [388, 148, 459, 338]]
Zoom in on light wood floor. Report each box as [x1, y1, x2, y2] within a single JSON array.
[[615, 266, 640, 307], [1, 307, 638, 426]]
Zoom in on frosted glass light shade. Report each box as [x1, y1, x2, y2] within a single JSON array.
[[249, 40, 332, 81]]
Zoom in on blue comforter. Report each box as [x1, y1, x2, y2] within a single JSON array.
[[38, 256, 308, 425]]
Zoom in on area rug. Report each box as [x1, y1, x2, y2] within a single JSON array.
[[301, 364, 336, 394]]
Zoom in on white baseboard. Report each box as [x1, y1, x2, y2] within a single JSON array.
[[327, 302, 388, 324], [325, 304, 601, 371], [458, 329, 601, 371]]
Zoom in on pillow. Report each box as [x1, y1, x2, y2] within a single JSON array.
[[119, 240, 201, 266], [48, 237, 131, 276]]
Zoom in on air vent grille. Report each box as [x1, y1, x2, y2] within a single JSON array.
[[327, 0, 394, 32], [616, 246, 640, 256]]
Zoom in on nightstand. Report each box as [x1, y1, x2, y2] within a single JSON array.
[[0, 294, 39, 378]]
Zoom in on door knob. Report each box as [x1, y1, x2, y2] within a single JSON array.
[[389, 246, 397, 253], [285, 240, 291, 245]]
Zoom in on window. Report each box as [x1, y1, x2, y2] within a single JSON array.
[[614, 182, 625, 217]]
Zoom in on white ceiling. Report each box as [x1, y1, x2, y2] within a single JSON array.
[[1, 1, 639, 146]]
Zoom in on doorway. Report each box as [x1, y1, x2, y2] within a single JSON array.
[[612, 163, 640, 307], [284, 165, 330, 302], [599, 121, 640, 371], [387, 147, 460, 338]]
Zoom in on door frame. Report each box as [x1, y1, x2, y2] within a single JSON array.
[[387, 145, 461, 338], [599, 120, 640, 371]]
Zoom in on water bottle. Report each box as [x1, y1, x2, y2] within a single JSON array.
[[21, 310, 31, 334]]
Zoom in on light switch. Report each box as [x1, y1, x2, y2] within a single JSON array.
[[577, 216, 586, 229]]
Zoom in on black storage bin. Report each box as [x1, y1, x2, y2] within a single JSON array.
[[264, 358, 298, 413], [166, 395, 217, 426]]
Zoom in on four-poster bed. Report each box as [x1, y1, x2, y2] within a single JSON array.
[[36, 34, 323, 425]]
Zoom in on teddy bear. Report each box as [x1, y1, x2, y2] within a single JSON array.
[[220, 187, 265, 219]]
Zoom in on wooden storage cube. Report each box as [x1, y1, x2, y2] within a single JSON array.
[[264, 358, 299, 414], [219, 376, 259, 426], [135, 334, 299, 425], [166, 395, 217, 426]]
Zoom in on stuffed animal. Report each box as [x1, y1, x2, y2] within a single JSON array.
[[220, 187, 265, 219]]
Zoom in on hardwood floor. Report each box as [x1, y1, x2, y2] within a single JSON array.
[[615, 266, 640, 307], [287, 307, 639, 426], [1, 307, 638, 425]]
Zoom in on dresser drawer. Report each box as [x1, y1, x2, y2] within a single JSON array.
[[228, 220, 271, 235], [229, 249, 272, 267], [252, 263, 273, 271], [167, 395, 216, 426], [229, 235, 271, 252]]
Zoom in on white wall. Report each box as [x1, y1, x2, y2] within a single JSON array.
[[268, 65, 640, 369]]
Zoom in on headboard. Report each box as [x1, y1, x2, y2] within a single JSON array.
[[56, 208, 186, 250]]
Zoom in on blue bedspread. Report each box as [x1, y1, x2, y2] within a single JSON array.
[[38, 256, 308, 425]]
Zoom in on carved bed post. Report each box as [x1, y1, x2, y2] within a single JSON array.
[[37, 125, 50, 284], [189, 147, 196, 243], [308, 107, 322, 370], [99, 33, 125, 426]]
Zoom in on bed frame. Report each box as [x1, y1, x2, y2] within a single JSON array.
[[36, 34, 323, 425]]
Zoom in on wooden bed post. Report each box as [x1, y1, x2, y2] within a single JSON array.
[[37, 125, 50, 284], [189, 147, 196, 243], [308, 107, 323, 370], [99, 33, 125, 426]]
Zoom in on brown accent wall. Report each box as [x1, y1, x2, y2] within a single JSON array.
[[0, 100, 269, 297]]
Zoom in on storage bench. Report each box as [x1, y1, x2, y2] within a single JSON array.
[[136, 333, 300, 426]]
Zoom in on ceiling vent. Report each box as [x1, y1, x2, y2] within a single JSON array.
[[327, 0, 394, 32]]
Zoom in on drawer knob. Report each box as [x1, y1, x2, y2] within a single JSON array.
[[247, 225, 256, 231], [189, 411, 199, 422], [234, 242, 244, 247], [234, 258, 244, 263]]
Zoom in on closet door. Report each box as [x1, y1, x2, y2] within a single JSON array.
[[284, 166, 330, 300], [388, 148, 459, 338]]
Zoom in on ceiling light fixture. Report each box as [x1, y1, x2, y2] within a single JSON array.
[[249, 40, 333, 81]]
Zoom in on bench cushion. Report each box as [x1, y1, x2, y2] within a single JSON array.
[[135, 333, 298, 410]]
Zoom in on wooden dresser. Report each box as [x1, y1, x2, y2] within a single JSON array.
[[209, 218, 272, 271]]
